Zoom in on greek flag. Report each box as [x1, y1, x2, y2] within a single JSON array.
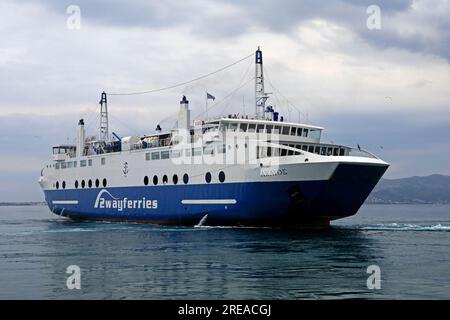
[[206, 92, 215, 100]]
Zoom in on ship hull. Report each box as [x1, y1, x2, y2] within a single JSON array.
[[43, 163, 388, 227]]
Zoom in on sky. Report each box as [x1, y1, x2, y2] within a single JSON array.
[[0, 0, 450, 201]]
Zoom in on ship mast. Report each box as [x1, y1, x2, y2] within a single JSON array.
[[99, 91, 109, 141], [255, 47, 268, 119]]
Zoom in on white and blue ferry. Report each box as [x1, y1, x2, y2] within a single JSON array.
[[39, 48, 388, 227]]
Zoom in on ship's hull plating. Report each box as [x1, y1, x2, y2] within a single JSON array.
[[43, 163, 388, 227]]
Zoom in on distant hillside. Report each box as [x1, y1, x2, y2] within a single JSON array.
[[367, 174, 450, 204]]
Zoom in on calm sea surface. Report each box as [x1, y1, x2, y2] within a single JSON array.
[[0, 204, 449, 299]]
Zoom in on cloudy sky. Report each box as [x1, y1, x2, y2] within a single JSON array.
[[1, 0, 450, 201]]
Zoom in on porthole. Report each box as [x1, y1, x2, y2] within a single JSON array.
[[81, 180, 85, 188], [163, 175, 168, 184], [62, 181, 66, 189], [103, 178, 107, 187], [173, 174, 178, 185], [75, 180, 79, 189], [95, 179, 100, 188], [153, 175, 158, 185], [56, 181, 59, 189], [144, 176, 149, 186], [88, 179, 92, 188], [183, 173, 189, 184], [219, 171, 225, 183], [205, 172, 212, 183]]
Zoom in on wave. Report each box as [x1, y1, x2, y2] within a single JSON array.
[[356, 223, 450, 232]]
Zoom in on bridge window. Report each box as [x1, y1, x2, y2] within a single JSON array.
[[302, 145, 308, 151], [274, 125, 281, 134], [339, 148, 345, 156], [240, 123, 248, 132], [257, 124, 265, 133], [281, 149, 287, 156], [333, 148, 339, 156], [297, 128, 303, 136], [266, 125, 273, 133], [248, 124, 256, 132], [308, 146, 314, 153], [290, 127, 296, 136], [303, 129, 309, 137], [282, 126, 290, 135]]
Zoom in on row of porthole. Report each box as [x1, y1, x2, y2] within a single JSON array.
[[55, 178, 107, 190], [144, 171, 226, 186]]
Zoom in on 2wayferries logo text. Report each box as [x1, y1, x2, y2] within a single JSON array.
[[94, 189, 158, 211]]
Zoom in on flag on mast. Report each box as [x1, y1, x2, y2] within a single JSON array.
[[206, 92, 215, 100]]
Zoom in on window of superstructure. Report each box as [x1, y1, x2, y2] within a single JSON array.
[[308, 146, 315, 153], [88, 159, 92, 166], [101, 158, 106, 165], [297, 128, 303, 136], [80, 160, 86, 167], [171, 150, 181, 158], [161, 150, 170, 159], [339, 148, 345, 156], [248, 124, 256, 132], [145, 152, 151, 160], [55, 163, 60, 170], [314, 146, 321, 154], [61, 162, 67, 169], [73, 161, 77, 168], [240, 123, 248, 132], [193, 147, 202, 156], [151, 152, 160, 160]]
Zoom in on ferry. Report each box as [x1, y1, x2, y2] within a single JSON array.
[[38, 48, 389, 227]]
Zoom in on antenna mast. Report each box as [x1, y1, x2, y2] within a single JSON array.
[[255, 47, 267, 119], [99, 91, 109, 141]]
